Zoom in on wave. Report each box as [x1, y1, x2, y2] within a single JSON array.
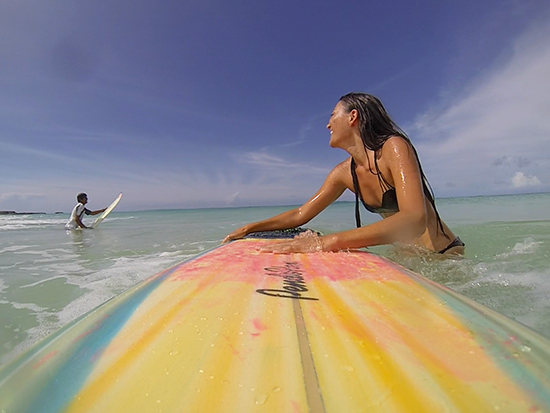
[[0, 216, 67, 231], [496, 237, 542, 258]]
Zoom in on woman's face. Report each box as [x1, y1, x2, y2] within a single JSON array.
[[327, 101, 353, 148]]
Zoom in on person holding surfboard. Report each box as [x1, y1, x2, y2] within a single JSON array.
[[65, 193, 107, 230], [224, 92, 464, 255]]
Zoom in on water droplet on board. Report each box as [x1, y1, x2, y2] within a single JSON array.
[[169, 350, 180, 356], [272, 386, 282, 393], [255, 394, 269, 405], [521, 345, 531, 353]]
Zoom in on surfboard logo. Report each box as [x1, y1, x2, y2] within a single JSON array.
[[256, 261, 319, 301]]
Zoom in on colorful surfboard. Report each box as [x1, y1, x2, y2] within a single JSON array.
[[1, 235, 549, 412]]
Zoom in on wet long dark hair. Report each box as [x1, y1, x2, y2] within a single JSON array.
[[339, 92, 449, 239]]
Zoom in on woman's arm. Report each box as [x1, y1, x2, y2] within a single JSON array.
[[324, 137, 427, 250], [265, 138, 428, 253], [223, 161, 349, 242]]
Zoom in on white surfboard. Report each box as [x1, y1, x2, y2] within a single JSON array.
[[90, 193, 122, 229]]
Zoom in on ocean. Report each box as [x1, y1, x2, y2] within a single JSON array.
[[1, 193, 549, 366]]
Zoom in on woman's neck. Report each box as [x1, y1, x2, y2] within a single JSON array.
[[346, 137, 370, 168]]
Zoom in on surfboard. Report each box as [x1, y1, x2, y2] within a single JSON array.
[[90, 192, 122, 229], [1, 233, 550, 412]]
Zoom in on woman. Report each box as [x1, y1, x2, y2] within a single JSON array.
[[224, 92, 464, 255]]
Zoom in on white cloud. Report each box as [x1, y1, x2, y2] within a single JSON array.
[[240, 152, 293, 168], [412, 18, 550, 196], [0, 192, 50, 212], [237, 151, 328, 175], [0, 192, 45, 204], [226, 191, 241, 205], [511, 172, 541, 188]]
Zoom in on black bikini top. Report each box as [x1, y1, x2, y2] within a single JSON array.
[[351, 158, 399, 227]]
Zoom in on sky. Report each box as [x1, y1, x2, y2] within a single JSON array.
[[1, 0, 549, 212]]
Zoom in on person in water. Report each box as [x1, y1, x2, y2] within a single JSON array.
[[65, 193, 107, 230], [224, 92, 464, 255]]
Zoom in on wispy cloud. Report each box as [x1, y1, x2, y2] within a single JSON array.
[[411, 18, 550, 196], [240, 152, 293, 168], [237, 150, 327, 174]]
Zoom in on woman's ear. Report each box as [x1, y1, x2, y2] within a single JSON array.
[[349, 109, 358, 125]]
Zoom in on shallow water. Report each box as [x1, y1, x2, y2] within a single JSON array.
[[1, 193, 549, 365]]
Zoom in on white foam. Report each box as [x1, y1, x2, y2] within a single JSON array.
[[104, 215, 136, 222], [0, 245, 38, 254], [0, 300, 54, 364], [496, 237, 542, 258], [1, 250, 193, 364], [19, 275, 67, 289], [0, 216, 67, 231], [159, 251, 184, 257]]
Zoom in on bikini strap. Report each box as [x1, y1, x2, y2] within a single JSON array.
[[373, 154, 393, 192], [350, 159, 362, 228]]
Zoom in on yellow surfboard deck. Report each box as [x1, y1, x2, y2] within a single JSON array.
[[1, 237, 550, 412]]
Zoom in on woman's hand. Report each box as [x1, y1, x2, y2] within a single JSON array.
[[259, 230, 325, 254], [223, 226, 249, 243]]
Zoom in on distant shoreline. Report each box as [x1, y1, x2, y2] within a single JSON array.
[[0, 211, 64, 215]]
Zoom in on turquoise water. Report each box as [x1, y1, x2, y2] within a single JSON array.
[[1, 193, 549, 365]]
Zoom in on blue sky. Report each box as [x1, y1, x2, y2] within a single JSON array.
[[1, 0, 549, 212]]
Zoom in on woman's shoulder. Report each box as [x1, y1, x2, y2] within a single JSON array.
[[324, 157, 353, 186], [382, 135, 410, 151], [379, 136, 415, 161], [332, 157, 352, 174]]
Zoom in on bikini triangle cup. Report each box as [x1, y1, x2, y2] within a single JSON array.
[[350, 158, 398, 228], [350, 158, 463, 253]]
